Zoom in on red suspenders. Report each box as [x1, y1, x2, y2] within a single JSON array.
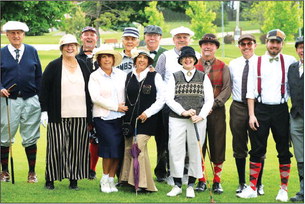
[[257, 54, 285, 103]]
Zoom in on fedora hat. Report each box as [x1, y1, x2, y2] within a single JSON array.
[[93, 45, 122, 67], [131, 48, 154, 66], [178, 46, 198, 65], [199, 33, 220, 48]]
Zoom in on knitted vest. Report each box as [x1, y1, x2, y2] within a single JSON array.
[[125, 71, 158, 135], [169, 70, 205, 118], [195, 58, 225, 98]]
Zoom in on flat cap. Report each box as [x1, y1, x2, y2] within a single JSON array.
[[2, 21, 29, 32], [82, 26, 97, 33], [295, 36, 304, 48], [266, 29, 286, 42], [144, 25, 162, 35], [170, 26, 194, 37], [238, 34, 256, 44], [122, 27, 139, 38]]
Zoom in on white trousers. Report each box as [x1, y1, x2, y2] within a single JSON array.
[[168, 117, 207, 179]]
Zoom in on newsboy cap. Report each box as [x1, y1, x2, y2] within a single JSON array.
[[170, 26, 194, 37], [295, 36, 304, 48], [238, 34, 256, 44], [144, 25, 162, 35], [82, 26, 97, 34], [3, 21, 29, 32], [199, 33, 220, 48], [266, 29, 286, 42]]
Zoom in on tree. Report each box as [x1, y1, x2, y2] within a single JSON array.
[[185, 1, 217, 40], [61, 5, 89, 41], [1, 1, 72, 36], [144, 1, 167, 33], [243, 1, 303, 40]]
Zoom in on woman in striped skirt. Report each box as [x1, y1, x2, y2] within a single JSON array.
[[39, 34, 92, 190]]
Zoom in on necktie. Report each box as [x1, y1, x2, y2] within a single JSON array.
[[150, 51, 157, 54], [15, 49, 20, 63], [204, 61, 212, 73], [269, 56, 279, 63], [241, 60, 249, 103], [299, 63, 304, 77]]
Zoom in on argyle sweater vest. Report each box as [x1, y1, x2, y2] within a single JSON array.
[[169, 70, 205, 118], [196, 59, 225, 98]]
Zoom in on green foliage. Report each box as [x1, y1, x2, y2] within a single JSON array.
[[186, 1, 217, 40], [61, 5, 88, 41], [1, 1, 72, 36], [243, 1, 303, 40], [144, 2, 167, 33]]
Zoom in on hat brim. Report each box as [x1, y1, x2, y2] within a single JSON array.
[[199, 39, 220, 48], [178, 55, 198, 65], [94, 50, 123, 67], [133, 52, 154, 66]]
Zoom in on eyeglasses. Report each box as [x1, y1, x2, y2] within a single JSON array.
[[203, 37, 217, 40], [240, 42, 254, 47]]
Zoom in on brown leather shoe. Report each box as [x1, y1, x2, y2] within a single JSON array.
[[27, 172, 38, 183], [0, 171, 10, 182]]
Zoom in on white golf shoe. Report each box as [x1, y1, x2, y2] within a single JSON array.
[[236, 186, 258, 198], [167, 185, 182, 197], [100, 179, 111, 193], [186, 186, 195, 198], [276, 188, 288, 202]]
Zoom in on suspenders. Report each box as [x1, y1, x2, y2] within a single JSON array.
[[257, 54, 285, 103]]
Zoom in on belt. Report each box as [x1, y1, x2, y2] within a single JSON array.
[[233, 100, 247, 105]]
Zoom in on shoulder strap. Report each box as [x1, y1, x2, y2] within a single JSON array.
[[279, 54, 285, 103]]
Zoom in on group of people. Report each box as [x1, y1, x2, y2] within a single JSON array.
[[0, 20, 303, 202]]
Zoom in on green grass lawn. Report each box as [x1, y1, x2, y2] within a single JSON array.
[[0, 97, 299, 203]]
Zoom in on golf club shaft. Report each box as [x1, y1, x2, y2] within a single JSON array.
[[6, 97, 15, 184], [194, 123, 215, 203]]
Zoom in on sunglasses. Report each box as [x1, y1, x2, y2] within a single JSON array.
[[240, 42, 254, 47]]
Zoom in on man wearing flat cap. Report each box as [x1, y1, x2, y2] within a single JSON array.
[[237, 29, 296, 202], [76, 26, 99, 72], [155, 26, 200, 185], [143, 25, 168, 183], [0, 21, 42, 183], [116, 27, 140, 74], [228, 34, 265, 195], [195, 33, 231, 194], [76, 26, 99, 180], [288, 36, 304, 202]]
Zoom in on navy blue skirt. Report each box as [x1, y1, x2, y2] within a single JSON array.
[[94, 117, 124, 159]]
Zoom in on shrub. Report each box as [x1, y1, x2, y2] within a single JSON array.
[[224, 34, 234, 44], [260, 34, 267, 44]]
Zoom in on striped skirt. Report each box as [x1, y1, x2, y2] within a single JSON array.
[[45, 118, 89, 181]]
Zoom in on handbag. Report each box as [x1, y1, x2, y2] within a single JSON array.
[[122, 73, 146, 138]]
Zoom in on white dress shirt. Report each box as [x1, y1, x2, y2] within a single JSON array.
[[88, 67, 127, 120], [8, 44, 24, 62], [247, 52, 297, 104], [166, 68, 214, 119], [130, 68, 165, 117], [229, 54, 258, 102]]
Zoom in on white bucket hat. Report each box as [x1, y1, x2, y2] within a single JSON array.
[[3, 21, 29, 32], [59, 34, 79, 50], [93, 44, 122, 67]]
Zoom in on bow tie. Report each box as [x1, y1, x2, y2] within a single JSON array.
[[150, 51, 157, 54], [269, 57, 279, 63]]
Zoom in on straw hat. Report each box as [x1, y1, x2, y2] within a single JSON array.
[[93, 44, 122, 67], [131, 48, 154, 66], [59, 34, 79, 50]]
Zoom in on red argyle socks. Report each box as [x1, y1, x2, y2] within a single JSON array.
[[198, 163, 206, 182], [213, 162, 223, 183], [279, 164, 291, 190], [249, 161, 262, 191], [90, 143, 99, 171]]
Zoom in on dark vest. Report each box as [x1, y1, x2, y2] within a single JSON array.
[[125, 71, 158, 135], [152, 47, 167, 67], [288, 62, 304, 118], [169, 70, 205, 118], [195, 59, 225, 98]]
